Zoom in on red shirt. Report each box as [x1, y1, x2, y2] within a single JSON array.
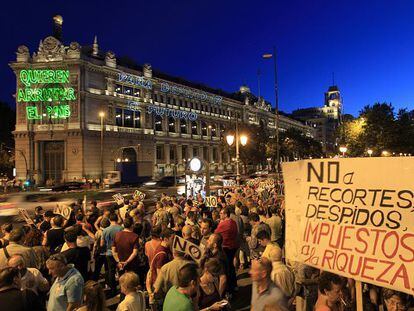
[[113, 230, 139, 269], [215, 218, 239, 249]]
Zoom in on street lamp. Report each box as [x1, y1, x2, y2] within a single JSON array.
[[263, 47, 280, 175], [382, 150, 389, 157], [367, 149, 373, 157], [339, 146, 347, 157], [226, 123, 248, 185], [99, 111, 105, 188]]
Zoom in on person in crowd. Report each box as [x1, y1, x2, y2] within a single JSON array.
[[34, 206, 44, 226], [92, 217, 110, 281], [152, 202, 169, 227], [249, 257, 287, 311], [131, 208, 151, 240], [200, 218, 213, 250], [43, 215, 65, 254], [265, 207, 282, 247], [39, 211, 54, 233], [314, 271, 343, 311], [153, 250, 191, 298], [0, 223, 13, 247], [94, 205, 113, 232], [256, 230, 281, 261], [46, 253, 84, 311], [247, 213, 271, 259], [382, 288, 411, 311], [77, 280, 108, 311], [203, 233, 228, 297], [61, 229, 91, 280], [112, 217, 140, 274], [0, 227, 37, 269], [0, 266, 41, 311], [198, 258, 224, 309], [215, 207, 239, 294], [119, 199, 131, 222], [148, 228, 174, 304], [101, 213, 123, 296], [182, 225, 199, 245], [8, 254, 49, 295], [117, 272, 146, 311], [267, 245, 295, 300]]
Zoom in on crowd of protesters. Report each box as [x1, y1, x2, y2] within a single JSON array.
[[0, 182, 413, 311]]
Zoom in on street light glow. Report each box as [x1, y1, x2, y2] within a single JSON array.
[[189, 157, 202, 172], [226, 134, 235, 146], [339, 146, 348, 154], [240, 135, 248, 146], [99, 111, 105, 118], [367, 149, 373, 156], [262, 53, 273, 59]]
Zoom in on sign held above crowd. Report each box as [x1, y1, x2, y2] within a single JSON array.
[[283, 158, 414, 295]]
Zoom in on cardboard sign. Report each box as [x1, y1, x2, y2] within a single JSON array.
[[112, 193, 125, 205], [283, 158, 414, 295], [223, 179, 236, 187], [53, 204, 72, 219], [133, 190, 146, 201], [173, 235, 204, 263], [205, 196, 218, 207], [18, 208, 34, 225]]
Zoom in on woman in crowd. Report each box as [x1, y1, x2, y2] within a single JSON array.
[[77, 280, 108, 311], [198, 258, 223, 310]]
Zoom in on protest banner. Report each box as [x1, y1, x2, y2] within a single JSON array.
[[223, 179, 236, 187], [173, 235, 203, 263], [133, 190, 146, 201], [205, 196, 218, 207], [54, 204, 72, 219], [282, 158, 414, 295], [18, 208, 34, 225], [112, 193, 125, 205]]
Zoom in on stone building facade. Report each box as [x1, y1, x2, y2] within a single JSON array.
[[10, 16, 314, 185]]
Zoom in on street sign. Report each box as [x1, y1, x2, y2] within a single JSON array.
[[205, 196, 218, 207]]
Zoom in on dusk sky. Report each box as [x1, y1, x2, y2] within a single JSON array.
[[1, 0, 414, 116]]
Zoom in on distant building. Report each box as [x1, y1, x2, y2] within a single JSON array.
[[10, 15, 313, 184], [292, 85, 342, 153]]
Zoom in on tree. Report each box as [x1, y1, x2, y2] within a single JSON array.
[[276, 128, 323, 160]]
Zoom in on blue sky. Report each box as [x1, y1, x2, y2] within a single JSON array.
[[1, 0, 413, 116]]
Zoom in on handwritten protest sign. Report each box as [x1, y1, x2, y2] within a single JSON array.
[[205, 196, 218, 207], [283, 158, 414, 295], [133, 190, 146, 201], [54, 204, 72, 219], [18, 208, 34, 225], [173, 235, 204, 263], [223, 179, 236, 187], [112, 193, 125, 205]]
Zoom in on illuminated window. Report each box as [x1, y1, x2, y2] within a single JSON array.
[[191, 121, 198, 135], [155, 115, 163, 131], [116, 108, 122, 126], [180, 119, 187, 134], [134, 111, 141, 128], [201, 122, 207, 136], [124, 86, 132, 95], [133, 88, 140, 97], [115, 84, 122, 93], [211, 124, 217, 136], [124, 110, 133, 127], [168, 117, 175, 133]]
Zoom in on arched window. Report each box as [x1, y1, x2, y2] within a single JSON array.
[[122, 148, 137, 162], [180, 119, 187, 134], [191, 121, 198, 135], [155, 115, 163, 131], [168, 117, 175, 133], [201, 121, 208, 136]]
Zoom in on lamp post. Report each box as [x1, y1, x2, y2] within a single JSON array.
[[99, 112, 105, 188], [226, 121, 248, 185], [263, 47, 280, 176], [339, 146, 347, 157], [367, 149, 373, 157]]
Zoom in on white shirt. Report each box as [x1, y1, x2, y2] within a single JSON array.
[[21, 267, 49, 295], [116, 291, 145, 311]]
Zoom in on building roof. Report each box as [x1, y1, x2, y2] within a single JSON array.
[[327, 85, 339, 92]]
